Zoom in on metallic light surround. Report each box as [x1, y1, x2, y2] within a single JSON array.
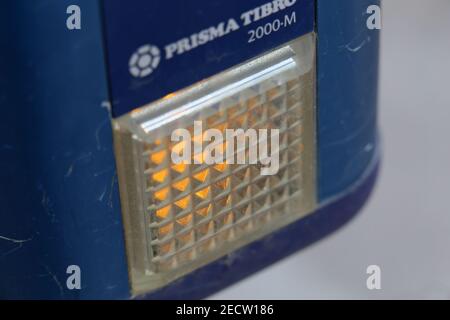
[[113, 34, 317, 295]]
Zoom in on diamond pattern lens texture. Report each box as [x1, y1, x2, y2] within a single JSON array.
[[114, 36, 316, 295], [142, 77, 306, 272]]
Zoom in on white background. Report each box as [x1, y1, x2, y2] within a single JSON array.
[[212, 0, 450, 299]]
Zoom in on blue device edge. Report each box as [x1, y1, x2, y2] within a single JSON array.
[[140, 156, 380, 299], [0, 0, 380, 299]]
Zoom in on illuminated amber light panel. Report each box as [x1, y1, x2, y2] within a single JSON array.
[[113, 35, 316, 294], [142, 77, 306, 273]]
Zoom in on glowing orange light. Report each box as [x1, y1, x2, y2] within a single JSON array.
[[151, 150, 166, 165], [196, 205, 211, 218], [214, 163, 227, 172], [159, 223, 173, 236], [173, 178, 189, 192], [152, 169, 168, 183], [177, 214, 192, 226], [175, 196, 190, 210], [195, 187, 210, 200], [172, 163, 186, 173], [156, 206, 171, 219], [193, 170, 208, 183], [154, 187, 169, 201], [163, 93, 177, 100]]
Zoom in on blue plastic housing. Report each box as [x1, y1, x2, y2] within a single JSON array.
[[0, 0, 379, 299]]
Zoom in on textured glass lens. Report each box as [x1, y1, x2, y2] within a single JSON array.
[[113, 34, 316, 295], [143, 77, 304, 272]]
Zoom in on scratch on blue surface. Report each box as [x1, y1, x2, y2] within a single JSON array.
[[37, 183, 56, 223], [95, 119, 109, 151], [345, 37, 369, 52], [0, 235, 33, 259], [64, 152, 93, 178]]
